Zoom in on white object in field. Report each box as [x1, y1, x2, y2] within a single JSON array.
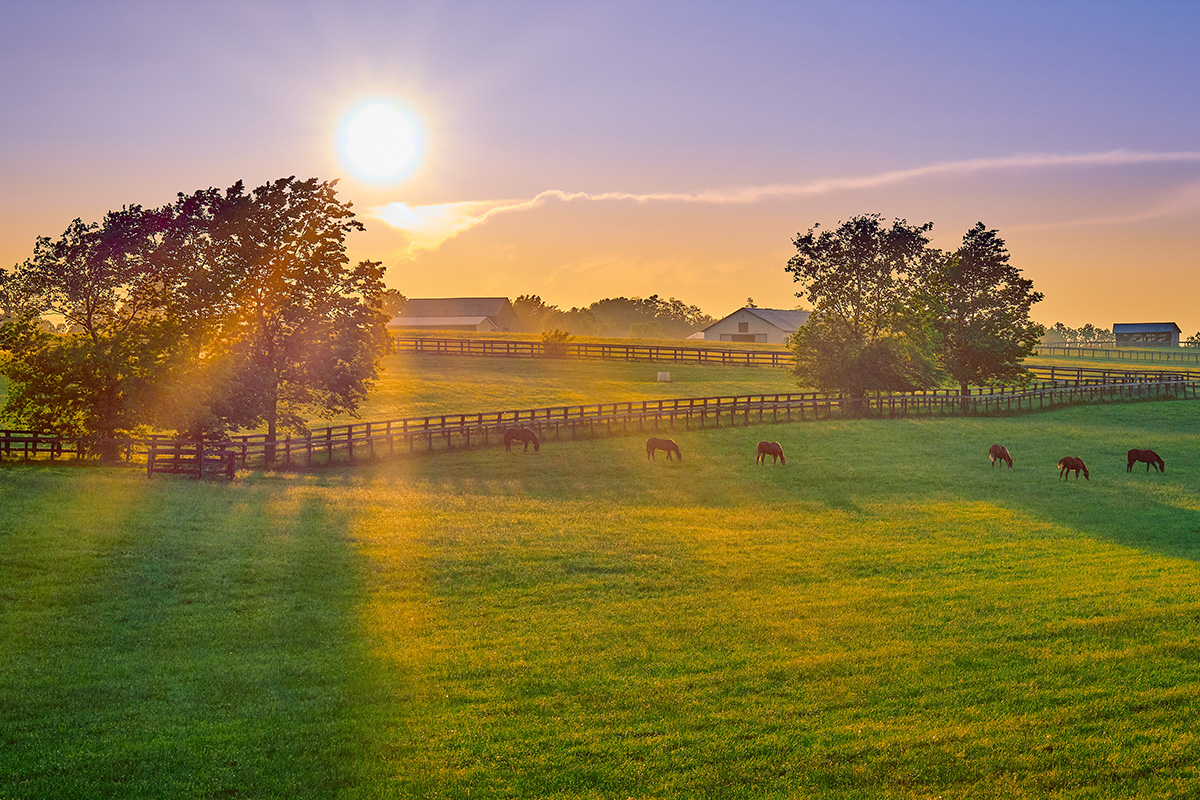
[[657, 372, 671, 382]]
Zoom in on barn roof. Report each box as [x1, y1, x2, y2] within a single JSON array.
[[1113, 322, 1181, 334], [702, 307, 811, 332], [746, 308, 811, 331], [398, 297, 512, 318], [389, 315, 497, 329]]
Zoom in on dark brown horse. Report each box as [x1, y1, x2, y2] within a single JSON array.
[[1058, 456, 1089, 481], [503, 426, 540, 452], [646, 437, 681, 461], [1127, 449, 1164, 473], [756, 441, 785, 465], [988, 444, 1013, 468]]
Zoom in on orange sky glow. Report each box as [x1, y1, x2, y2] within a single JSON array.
[[3, 1, 1200, 333]]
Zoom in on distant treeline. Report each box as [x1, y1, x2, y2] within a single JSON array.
[[511, 294, 715, 339], [1049, 322, 1117, 345], [1050, 322, 1200, 347]]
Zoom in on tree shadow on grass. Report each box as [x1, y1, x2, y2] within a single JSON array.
[[792, 409, 1200, 564], [0, 478, 385, 799], [413, 405, 1200, 564]]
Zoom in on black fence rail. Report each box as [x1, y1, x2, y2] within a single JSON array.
[[1033, 345, 1200, 364], [1026, 364, 1200, 383], [4, 366, 1197, 471], [0, 430, 73, 460], [396, 337, 794, 367], [401, 337, 1200, 371], [147, 441, 237, 479]]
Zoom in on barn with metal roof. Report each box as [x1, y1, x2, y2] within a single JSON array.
[[388, 297, 518, 333], [1112, 322, 1181, 347]]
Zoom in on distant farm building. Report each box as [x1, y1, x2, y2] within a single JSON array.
[[702, 307, 811, 344], [389, 297, 518, 333], [1113, 322, 1181, 347]]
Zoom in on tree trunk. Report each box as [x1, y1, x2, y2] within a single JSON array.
[[960, 380, 970, 413]]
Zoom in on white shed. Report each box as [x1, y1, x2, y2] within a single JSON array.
[[701, 307, 810, 344]]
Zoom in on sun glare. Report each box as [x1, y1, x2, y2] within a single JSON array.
[[338, 100, 424, 184]]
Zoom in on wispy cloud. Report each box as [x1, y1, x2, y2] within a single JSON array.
[[1012, 178, 1200, 231], [371, 150, 1200, 252]]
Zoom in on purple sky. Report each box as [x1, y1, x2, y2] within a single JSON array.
[[4, 0, 1200, 331]]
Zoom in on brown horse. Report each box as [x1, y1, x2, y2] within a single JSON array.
[[756, 441, 785, 465], [1058, 456, 1089, 481], [1127, 449, 1164, 473], [503, 426, 540, 452], [646, 437, 681, 461], [988, 444, 1013, 468]]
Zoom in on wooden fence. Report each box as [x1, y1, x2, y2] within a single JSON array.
[[4, 364, 1197, 471], [396, 337, 794, 367], [404, 337, 1200, 369], [147, 441, 237, 480], [1033, 344, 1200, 364]]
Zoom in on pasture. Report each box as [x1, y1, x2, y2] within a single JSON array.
[[4, 390, 1200, 798], [339, 351, 798, 424]]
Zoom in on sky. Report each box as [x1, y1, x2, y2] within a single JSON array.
[[3, 0, 1200, 333]]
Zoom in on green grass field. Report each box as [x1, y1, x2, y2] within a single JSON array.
[[4, 361, 1200, 798], [336, 351, 800, 424], [336, 348, 1200, 427]]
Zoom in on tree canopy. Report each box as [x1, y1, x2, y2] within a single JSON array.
[[927, 223, 1044, 397], [786, 214, 942, 397], [512, 294, 714, 338], [785, 214, 1043, 401], [1050, 322, 1115, 345], [0, 177, 393, 455]]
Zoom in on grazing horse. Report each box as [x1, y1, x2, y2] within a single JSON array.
[[1058, 456, 1089, 481], [988, 444, 1013, 468], [756, 441, 786, 465], [503, 426, 540, 452], [1127, 449, 1165, 473], [646, 437, 681, 461]]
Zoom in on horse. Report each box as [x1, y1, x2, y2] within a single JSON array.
[[1058, 456, 1089, 481], [646, 437, 681, 461], [756, 441, 785, 465], [1127, 449, 1164, 473], [503, 426, 540, 453], [988, 444, 1013, 468]]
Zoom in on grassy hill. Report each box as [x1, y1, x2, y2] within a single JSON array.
[[4, 356, 1200, 797]]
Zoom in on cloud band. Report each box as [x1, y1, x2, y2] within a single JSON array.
[[370, 149, 1200, 252]]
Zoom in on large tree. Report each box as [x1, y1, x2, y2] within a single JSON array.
[[785, 213, 943, 397], [926, 222, 1044, 404], [1, 177, 394, 457], [165, 177, 394, 449], [0, 206, 183, 453]]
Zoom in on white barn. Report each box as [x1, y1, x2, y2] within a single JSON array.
[[702, 307, 810, 344]]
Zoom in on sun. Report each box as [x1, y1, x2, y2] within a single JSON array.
[[337, 100, 424, 184]]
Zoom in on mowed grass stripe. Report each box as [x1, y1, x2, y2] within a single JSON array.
[[0, 473, 379, 799], [5, 400, 1200, 797]]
